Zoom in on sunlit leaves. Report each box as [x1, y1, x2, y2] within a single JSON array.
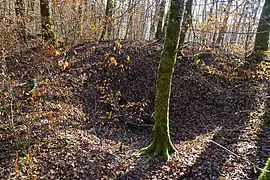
[[196, 53, 270, 81], [127, 55, 131, 61], [58, 60, 69, 70], [108, 56, 117, 67]]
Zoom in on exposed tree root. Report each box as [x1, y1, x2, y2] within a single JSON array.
[[140, 140, 176, 161]]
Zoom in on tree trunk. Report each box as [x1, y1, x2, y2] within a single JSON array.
[[140, 0, 185, 161], [40, 0, 56, 44], [155, 0, 166, 40], [160, 11, 169, 42], [212, 0, 219, 45], [179, 0, 192, 48], [15, 0, 27, 43], [254, 0, 270, 51], [28, 0, 35, 12], [100, 0, 114, 40], [216, 0, 233, 45]]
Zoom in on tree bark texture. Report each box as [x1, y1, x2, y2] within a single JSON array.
[[101, 0, 114, 40], [254, 0, 270, 51], [40, 0, 56, 43], [140, 0, 185, 161], [179, 0, 192, 48]]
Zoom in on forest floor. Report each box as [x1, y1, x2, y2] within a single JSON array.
[[0, 41, 269, 179]]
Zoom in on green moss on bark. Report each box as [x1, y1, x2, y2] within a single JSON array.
[[259, 158, 270, 180], [140, 0, 184, 161]]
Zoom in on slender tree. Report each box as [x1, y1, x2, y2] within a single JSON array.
[[155, 0, 166, 40], [124, 0, 135, 40], [140, 0, 185, 161], [15, 0, 27, 43], [216, 0, 233, 45], [254, 0, 270, 51], [212, 0, 219, 44], [28, 0, 35, 12], [40, 0, 56, 44], [179, 0, 193, 48], [101, 0, 114, 40]]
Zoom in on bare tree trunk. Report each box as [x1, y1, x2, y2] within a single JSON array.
[[40, 0, 56, 44], [15, 0, 27, 43], [28, 0, 35, 12], [124, 0, 134, 40], [254, 0, 270, 51], [212, 0, 219, 45], [206, 0, 215, 43], [179, 0, 192, 48], [235, 1, 248, 45], [216, 0, 233, 45], [101, 0, 115, 40], [155, 0, 166, 40]]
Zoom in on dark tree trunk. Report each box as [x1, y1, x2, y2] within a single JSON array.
[[15, 0, 27, 43], [40, 0, 56, 44], [100, 0, 114, 40], [155, 0, 166, 40], [254, 0, 270, 51], [179, 0, 193, 48]]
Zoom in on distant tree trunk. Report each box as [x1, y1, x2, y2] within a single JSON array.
[[212, 0, 218, 44], [100, 0, 114, 40], [229, 0, 240, 44], [125, 14, 133, 39], [216, 0, 233, 45], [15, 0, 27, 43], [40, 0, 56, 44], [155, 0, 166, 40], [75, 0, 84, 41], [254, 0, 270, 51], [28, 0, 35, 12], [179, 0, 193, 48], [202, 0, 207, 22], [149, 5, 156, 40], [206, 0, 215, 43], [139, 1, 149, 40], [160, 11, 169, 41], [247, 0, 261, 47], [124, 0, 134, 40], [140, 0, 185, 161], [244, 21, 251, 56], [234, 1, 247, 45]]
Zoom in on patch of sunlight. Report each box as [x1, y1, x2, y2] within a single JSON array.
[[172, 126, 223, 165]]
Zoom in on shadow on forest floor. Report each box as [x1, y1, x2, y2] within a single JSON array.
[[1, 41, 269, 179], [0, 135, 14, 179], [77, 42, 269, 179]]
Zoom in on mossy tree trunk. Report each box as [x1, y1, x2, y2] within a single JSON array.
[[254, 0, 270, 51], [259, 158, 270, 180], [40, 0, 56, 44], [140, 0, 185, 161], [100, 0, 114, 40], [155, 0, 166, 40]]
